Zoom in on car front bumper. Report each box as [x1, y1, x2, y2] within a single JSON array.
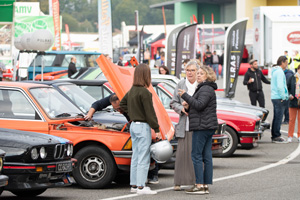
[[3, 159, 75, 190]]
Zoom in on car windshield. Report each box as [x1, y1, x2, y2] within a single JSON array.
[[30, 87, 83, 118], [58, 84, 96, 113]]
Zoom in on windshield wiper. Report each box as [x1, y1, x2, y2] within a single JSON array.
[[55, 113, 71, 118]]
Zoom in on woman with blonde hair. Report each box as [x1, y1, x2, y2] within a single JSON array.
[[120, 64, 161, 195], [178, 65, 218, 195]]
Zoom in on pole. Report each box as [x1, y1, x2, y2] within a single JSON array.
[[212, 13, 214, 52], [202, 15, 205, 63], [41, 54, 44, 82], [33, 53, 36, 81], [135, 10, 139, 59], [162, 6, 167, 37]]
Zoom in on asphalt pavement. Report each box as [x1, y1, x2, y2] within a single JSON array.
[[2, 76, 300, 200]]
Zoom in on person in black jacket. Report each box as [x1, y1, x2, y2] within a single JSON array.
[[68, 57, 77, 78], [283, 68, 294, 124], [287, 64, 300, 143], [243, 59, 270, 108], [178, 65, 218, 195]]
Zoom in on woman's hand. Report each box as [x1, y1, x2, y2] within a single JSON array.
[[182, 101, 189, 110], [178, 89, 186, 97], [155, 132, 162, 141]]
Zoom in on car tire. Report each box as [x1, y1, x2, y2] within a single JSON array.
[[217, 126, 238, 157], [10, 188, 47, 197], [73, 145, 117, 189], [0, 188, 3, 196]]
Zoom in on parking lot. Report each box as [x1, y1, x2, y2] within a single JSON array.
[[2, 76, 300, 199]]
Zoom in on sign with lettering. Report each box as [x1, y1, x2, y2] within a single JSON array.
[[15, 2, 40, 16]]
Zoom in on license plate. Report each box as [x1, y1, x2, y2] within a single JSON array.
[[56, 162, 72, 173]]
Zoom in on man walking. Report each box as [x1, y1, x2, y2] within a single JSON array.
[[212, 51, 220, 79], [243, 59, 270, 108], [271, 56, 289, 143]]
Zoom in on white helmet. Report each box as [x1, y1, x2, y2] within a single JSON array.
[[150, 140, 173, 163]]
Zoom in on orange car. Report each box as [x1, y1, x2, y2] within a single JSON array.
[[0, 56, 174, 189]]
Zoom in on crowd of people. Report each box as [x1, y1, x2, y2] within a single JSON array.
[[76, 47, 300, 195]]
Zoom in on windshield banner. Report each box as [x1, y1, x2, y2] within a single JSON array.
[[224, 18, 248, 98], [175, 24, 197, 78]]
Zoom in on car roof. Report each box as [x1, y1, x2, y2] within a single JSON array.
[[43, 51, 102, 55], [0, 81, 51, 89]]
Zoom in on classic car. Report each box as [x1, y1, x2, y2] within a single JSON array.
[[0, 128, 74, 197], [0, 69, 174, 189], [0, 149, 8, 196], [39, 79, 227, 156], [27, 51, 101, 80]]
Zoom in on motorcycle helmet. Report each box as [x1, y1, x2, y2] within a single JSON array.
[[150, 140, 173, 163]]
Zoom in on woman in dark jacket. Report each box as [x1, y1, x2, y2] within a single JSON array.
[[287, 64, 300, 143], [178, 65, 218, 195]]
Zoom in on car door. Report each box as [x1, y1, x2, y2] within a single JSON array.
[[0, 88, 49, 133]]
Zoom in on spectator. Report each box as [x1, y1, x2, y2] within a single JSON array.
[[283, 67, 294, 124], [204, 47, 212, 67], [242, 46, 249, 63], [120, 64, 160, 195], [0, 61, 7, 81], [154, 50, 160, 60], [284, 50, 292, 70], [144, 48, 150, 64], [243, 59, 270, 108], [212, 51, 220, 79], [287, 64, 300, 143], [178, 65, 218, 195], [117, 56, 123, 66], [170, 60, 199, 191], [121, 48, 129, 56], [271, 56, 289, 143], [293, 50, 300, 73], [68, 57, 77, 78], [159, 65, 169, 75], [84, 94, 129, 122]]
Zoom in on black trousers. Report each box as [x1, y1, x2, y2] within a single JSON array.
[[249, 90, 265, 108]]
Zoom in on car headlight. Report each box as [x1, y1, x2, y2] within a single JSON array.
[[40, 147, 47, 159], [67, 144, 73, 157], [31, 148, 39, 160], [0, 157, 3, 171]]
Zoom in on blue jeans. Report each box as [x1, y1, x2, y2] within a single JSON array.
[[130, 122, 152, 187], [283, 100, 289, 122], [191, 129, 215, 184], [212, 64, 219, 78], [271, 99, 286, 139]]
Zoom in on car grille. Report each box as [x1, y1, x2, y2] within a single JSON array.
[[54, 144, 66, 159]]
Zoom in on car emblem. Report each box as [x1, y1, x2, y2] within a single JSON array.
[[48, 138, 52, 143]]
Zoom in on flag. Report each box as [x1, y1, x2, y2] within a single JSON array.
[[224, 18, 248, 98], [166, 24, 185, 75], [52, 0, 61, 50], [98, 0, 113, 57], [175, 24, 197, 78]]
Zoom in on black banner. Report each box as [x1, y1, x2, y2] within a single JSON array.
[[175, 24, 197, 78], [167, 24, 185, 75], [224, 18, 248, 98], [138, 26, 144, 64]]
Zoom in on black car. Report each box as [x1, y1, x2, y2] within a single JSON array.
[[0, 128, 75, 197], [0, 149, 8, 196]]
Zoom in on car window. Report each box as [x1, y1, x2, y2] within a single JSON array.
[[58, 85, 96, 113], [156, 87, 171, 110], [61, 55, 87, 68], [78, 85, 104, 100], [31, 55, 56, 67], [0, 89, 40, 120], [30, 87, 83, 118], [160, 83, 175, 96]]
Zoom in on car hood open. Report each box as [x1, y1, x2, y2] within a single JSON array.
[[96, 55, 174, 141]]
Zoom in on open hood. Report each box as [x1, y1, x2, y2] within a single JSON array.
[[96, 55, 174, 141]]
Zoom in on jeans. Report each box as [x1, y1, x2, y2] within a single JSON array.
[[191, 129, 215, 184], [271, 99, 286, 139], [249, 90, 265, 108], [130, 122, 152, 187], [212, 64, 219, 79], [283, 100, 290, 122]]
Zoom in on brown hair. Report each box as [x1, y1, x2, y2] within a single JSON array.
[[109, 94, 119, 103], [159, 65, 169, 74], [133, 64, 151, 87], [297, 64, 300, 70], [199, 65, 216, 82]]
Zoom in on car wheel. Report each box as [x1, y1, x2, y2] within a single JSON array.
[[0, 188, 3, 196], [10, 189, 47, 197], [217, 126, 238, 157], [73, 145, 117, 189]]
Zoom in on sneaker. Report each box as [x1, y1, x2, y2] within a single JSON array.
[[272, 137, 288, 143], [174, 185, 181, 191], [130, 187, 137, 193], [204, 185, 209, 194], [137, 187, 157, 195], [282, 121, 289, 125], [185, 186, 205, 195], [287, 137, 292, 143], [148, 176, 159, 184]]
